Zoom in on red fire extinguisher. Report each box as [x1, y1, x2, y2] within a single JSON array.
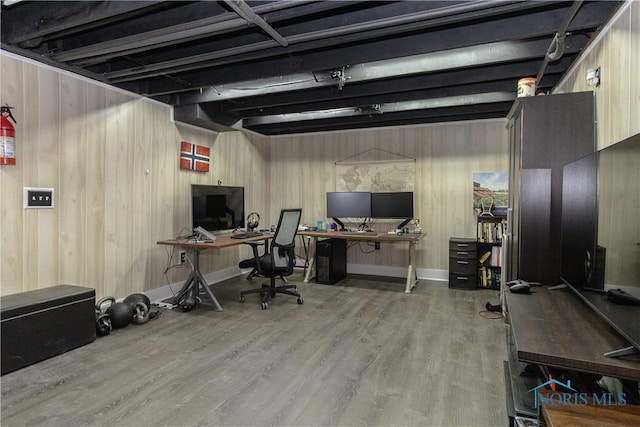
[[1, 104, 17, 166]]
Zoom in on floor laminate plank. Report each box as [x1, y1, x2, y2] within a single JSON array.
[[1, 274, 507, 426]]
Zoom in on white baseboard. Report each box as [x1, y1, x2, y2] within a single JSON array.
[[145, 264, 449, 302], [347, 263, 448, 283]]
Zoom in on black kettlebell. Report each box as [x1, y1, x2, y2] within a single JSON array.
[[96, 296, 115, 315], [95, 296, 115, 337], [123, 293, 151, 312], [132, 302, 150, 325], [96, 313, 112, 336]]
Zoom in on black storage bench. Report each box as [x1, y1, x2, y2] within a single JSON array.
[[1, 285, 96, 375]]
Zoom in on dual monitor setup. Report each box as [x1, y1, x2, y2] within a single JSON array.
[[326, 191, 414, 230], [190, 185, 414, 236]]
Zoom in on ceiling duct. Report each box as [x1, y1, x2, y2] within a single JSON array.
[[177, 39, 548, 105], [242, 92, 515, 126]]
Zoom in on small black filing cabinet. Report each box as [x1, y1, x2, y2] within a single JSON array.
[[449, 237, 478, 289], [316, 238, 347, 285]]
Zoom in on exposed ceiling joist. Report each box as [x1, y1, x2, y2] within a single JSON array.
[[0, 0, 621, 135]]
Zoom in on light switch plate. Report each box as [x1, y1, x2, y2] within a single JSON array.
[[24, 187, 54, 209]]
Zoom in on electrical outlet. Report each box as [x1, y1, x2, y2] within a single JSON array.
[[375, 242, 380, 250], [179, 250, 187, 264]]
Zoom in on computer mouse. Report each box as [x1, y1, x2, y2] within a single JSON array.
[[509, 282, 530, 294]]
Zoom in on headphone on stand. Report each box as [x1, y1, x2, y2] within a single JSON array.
[[247, 212, 260, 231]]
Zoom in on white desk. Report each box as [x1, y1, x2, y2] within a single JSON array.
[[298, 230, 424, 293]]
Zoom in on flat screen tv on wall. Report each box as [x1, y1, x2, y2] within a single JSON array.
[[560, 132, 640, 357]]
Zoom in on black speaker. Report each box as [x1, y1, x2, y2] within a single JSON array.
[[315, 238, 347, 285]]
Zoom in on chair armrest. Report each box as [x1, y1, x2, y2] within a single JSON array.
[[241, 241, 270, 275]]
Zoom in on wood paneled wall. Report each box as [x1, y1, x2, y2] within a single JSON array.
[[264, 123, 508, 274], [0, 52, 269, 298], [555, 0, 640, 148], [1, 50, 508, 298], [4, 0, 637, 299]]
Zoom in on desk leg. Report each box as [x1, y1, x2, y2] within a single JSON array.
[[405, 241, 419, 294], [173, 249, 223, 312], [303, 236, 318, 283]]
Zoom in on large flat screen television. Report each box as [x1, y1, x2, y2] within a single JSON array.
[[191, 185, 245, 232], [560, 132, 640, 356]]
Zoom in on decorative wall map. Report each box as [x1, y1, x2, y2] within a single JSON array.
[[336, 160, 415, 192]]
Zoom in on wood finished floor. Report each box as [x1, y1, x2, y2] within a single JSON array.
[[1, 273, 508, 427]]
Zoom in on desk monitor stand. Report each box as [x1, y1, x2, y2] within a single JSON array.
[[172, 248, 223, 312], [332, 217, 345, 231], [397, 218, 412, 229]]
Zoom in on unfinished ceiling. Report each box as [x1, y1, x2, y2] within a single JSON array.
[[0, 0, 620, 135]]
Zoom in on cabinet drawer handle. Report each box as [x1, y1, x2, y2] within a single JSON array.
[[456, 244, 469, 248], [457, 251, 469, 256], [456, 261, 469, 265], [456, 276, 469, 281]]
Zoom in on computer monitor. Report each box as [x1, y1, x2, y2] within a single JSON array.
[[370, 191, 414, 229], [371, 192, 414, 219], [326, 192, 371, 230], [326, 192, 372, 218], [191, 185, 245, 232]]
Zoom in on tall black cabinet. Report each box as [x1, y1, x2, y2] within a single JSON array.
[[506, 92, 595, 286]]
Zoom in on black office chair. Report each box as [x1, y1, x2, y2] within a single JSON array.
[[239, 208, 303, 309]]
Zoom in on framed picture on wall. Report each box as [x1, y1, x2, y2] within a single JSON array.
[[473, 172, 508, 216]]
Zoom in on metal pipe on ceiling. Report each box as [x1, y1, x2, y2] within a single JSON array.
[[536, 0, 583, 84]]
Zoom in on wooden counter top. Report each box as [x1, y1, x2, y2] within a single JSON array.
[[506, 285, 640, 380]]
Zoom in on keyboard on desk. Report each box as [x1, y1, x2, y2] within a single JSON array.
[[230, 231, 264, 239]]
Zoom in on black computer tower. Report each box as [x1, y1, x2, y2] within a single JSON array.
[[315, 238, 347, 285]]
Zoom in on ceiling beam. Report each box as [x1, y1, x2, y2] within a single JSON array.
[[224, 0, 288, 47], [1, 1, 166, 46], [113, 4, 601, 96], [102, 1, 547, 82], [54, 1, 328, 65]]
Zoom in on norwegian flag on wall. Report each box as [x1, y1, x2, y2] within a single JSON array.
[[180, 141, 210, 172]]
